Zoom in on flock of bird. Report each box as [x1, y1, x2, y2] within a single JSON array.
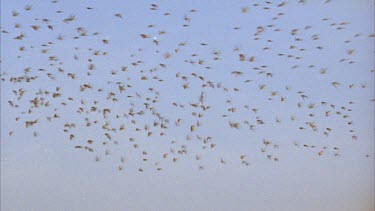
[[1, 0, 374, 172]]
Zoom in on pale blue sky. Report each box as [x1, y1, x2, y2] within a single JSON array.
[[1, 0, 374, 210]]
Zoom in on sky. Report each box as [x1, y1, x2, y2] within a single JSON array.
[[1, 0, 374, 211]]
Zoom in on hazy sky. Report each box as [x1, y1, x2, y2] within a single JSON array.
[[1, 0, 374, 211]]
